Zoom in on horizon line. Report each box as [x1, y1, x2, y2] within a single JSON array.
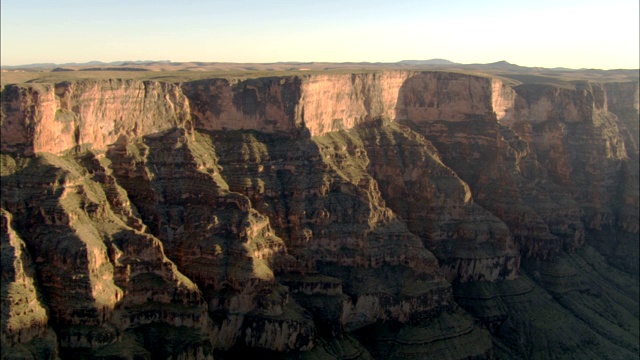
[[2, 59, 639, 71]]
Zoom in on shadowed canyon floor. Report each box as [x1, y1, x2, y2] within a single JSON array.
[[1, 65, 638, 359]]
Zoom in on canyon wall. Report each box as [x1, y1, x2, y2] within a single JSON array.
[[1, 80, 191, 156], [1, 71, 638, 359]]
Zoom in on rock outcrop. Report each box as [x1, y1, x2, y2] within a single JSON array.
[[1, 209, 58, 359], [1, 70, 638, 359], [1, 80, 191, 156]]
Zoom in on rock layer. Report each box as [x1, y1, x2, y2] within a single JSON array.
[[1, 70, 638, 359]]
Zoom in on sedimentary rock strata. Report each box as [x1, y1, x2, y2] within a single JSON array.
[[1, 70, 638, 359]]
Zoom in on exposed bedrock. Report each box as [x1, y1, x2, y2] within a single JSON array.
[[103, 128, 315, 352], [355, 123, 519, 282], [1, 209, 58, 359], [1, 152, 212, 358], [454, 246, 639, 359], [181, 71, 518, 138], [400, 78, 638, 263], [603, 81, 640, 157], [1, 80, 192, 156], [504, 82, 639, 273], [182, 76, 303, 134], [1, 71, 638, 359], [204, 129, 455, 332]]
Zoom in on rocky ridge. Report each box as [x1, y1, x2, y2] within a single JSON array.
[[1, 70, 638, 359]]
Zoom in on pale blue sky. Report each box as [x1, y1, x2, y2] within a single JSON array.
[[1, 0, 638, 69]]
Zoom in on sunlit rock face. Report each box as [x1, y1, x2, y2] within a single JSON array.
[[1, 70, 638, 359], [1, 80, 191, 156]]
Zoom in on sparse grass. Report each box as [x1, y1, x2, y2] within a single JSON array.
[[1, 69, 381, 87], [2, 62, 636, 89]]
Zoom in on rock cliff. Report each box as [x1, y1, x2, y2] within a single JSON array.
[[1, 70, 638, 359]]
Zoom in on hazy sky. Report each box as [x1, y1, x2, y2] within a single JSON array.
[[2, 0, 638, 69]]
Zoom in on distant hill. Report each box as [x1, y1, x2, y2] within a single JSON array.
[[473, 60, 528, 70], [51, 67, 75, 72], [1, 60, 637, 87], [397, 59, 457, 65], [1, 60, 172, 70]]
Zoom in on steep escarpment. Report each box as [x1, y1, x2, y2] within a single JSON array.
[[355, 123, 519, 282], [1, 80, 191, 155], [1, 151, 212, 359], [296, 72, 411, 134], [1, 209, 58, 358], [1, 71, 638, 359], [603, 81, 639, 157], [105, 128, 315, 352], [204, 129, 458, 332], [455, 248, 639, 359], [503, 82, 639, 273], [182, 77, 302, 134], [402, 78, 638, 262]]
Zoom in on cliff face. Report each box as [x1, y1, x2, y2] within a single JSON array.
[[298, 72, 410, 134], [1, 209, 57, 355], [182, 77, 301, 134], [1, 71, 638, 359], [1, 80, 191, 156], [603, 81, 640, 156]]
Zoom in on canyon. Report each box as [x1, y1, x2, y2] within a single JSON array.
[[1, 66, 638, 359]]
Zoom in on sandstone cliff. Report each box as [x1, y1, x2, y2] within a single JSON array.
[[1, 80, 191, 156], [1, 70, 638, 359]]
